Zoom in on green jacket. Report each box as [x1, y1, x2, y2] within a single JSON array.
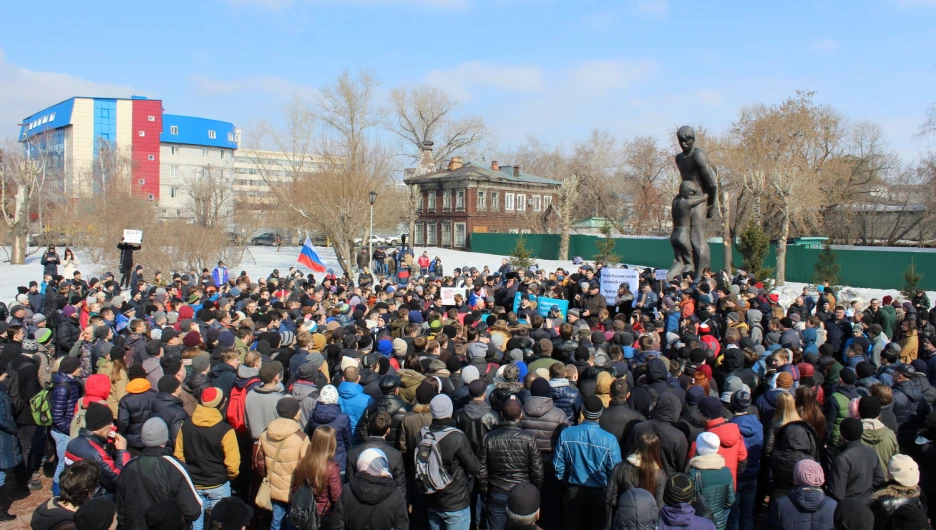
[[874, 306, 897, 340], [860, 418, 899, 474], [689, 454, 735, 530]]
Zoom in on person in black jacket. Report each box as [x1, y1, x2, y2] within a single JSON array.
[[117, 366, 158, 453], [519, 377, 568, 530], [152, 376, 189, 452], [600, 378, 645, 452], [628, 393, 688, 476], [358, 374, 410, 449], [7, 328, 44, 491], [629, 358, 687, 416], [116, 418, 201, 529], [827, 418, 886, 504], [479, 398, 544, 530], [347, 411, 406, 500], [65, 403, 131, 498], [56, 305, 82, 357], [117, 239, 141, 290], [425, 394, 481, 528], [333, 447, 409, 530]]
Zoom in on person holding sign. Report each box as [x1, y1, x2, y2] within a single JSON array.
[[117, 237, 142, 289]]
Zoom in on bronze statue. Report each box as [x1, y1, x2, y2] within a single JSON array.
[[668, 126, 717, 281]]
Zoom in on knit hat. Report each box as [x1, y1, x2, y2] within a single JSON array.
[[182, 331, 202, 348], [582, 395, 603, 420], [84, 402, 114, 431], [793, 459, 824, 487], [696, 432, 720, 455], [73, 498, 117, 530], [699, 396, 723, 420], [506, 482, 540, 518], [686, 385, 705, 407], [144, 499, 184, 530], [430, 394, 453, 419], [190, 353, 211, 374], [157, 375, 181, 394], [276, 397, 301, 419], [201, 387, 224, 408], [663, 473, 696, 505], [731, 390, 752, 411], [208, 497, 255, 530], [141, 417, 170, 447], [218, 330, 235, 349], [858, 396, 882, 420], [888, 454, 920, 487], [35, 328, 53, 344], [840, 417, 863, 441], [530, 377, 551, 397], [128, 365, 147, 381], [834, 499, 874, 530], [59, 356, 82, 374], [392, 338, 408, 357], [840, 367, 856, 385], [357, 447, 392, 478], [22, 337, 38, 353], [319, 385, 339, 405], [416, 381, 438, 405], [775, 372, 793, 390], [461, 365, 480, 385], [855, 361, 875, 380]]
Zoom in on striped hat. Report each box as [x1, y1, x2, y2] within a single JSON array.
[[201, 387, 224, 409]]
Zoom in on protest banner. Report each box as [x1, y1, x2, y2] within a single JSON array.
[[440, 287, 467, 306], [600, 268, 640, 300], [123, 229, 143, 244], [536, 296, 569, 320]]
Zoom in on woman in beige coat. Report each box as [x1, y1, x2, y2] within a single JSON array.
[[257, 397, 311, 530], [99, 348, 128, 418]]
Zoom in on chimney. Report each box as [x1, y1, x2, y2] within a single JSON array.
[[414, 140, 435, 177], [448, 157, 463, 171], [513, 165, 520, 178], [491, 161, 499, 172]]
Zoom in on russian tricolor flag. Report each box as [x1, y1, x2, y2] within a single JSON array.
[[297, 237, 327, 273]]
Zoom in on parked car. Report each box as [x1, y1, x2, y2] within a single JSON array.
[[353, 234, 386, 246], [386, 234, 407, 246], [226, 232, 248, 245], [29, 232, 74, 247], [251, 232, 283, 246]]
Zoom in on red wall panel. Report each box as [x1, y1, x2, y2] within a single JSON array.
[[131, 100, 162, 200]]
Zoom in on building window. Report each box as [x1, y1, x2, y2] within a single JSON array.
[[491, 192, 499, 211], [170, 126, 178, 135], [532, 195, 541, 212], [208, 130, 217, 139], [220, 150, 225, 159], [477, 191, 486, 210], [170, 166, 178, 177], [509, 228, 520, 234], [442, 191, 451, 212], [521, 229, 532, 234], [544, 195, 553, 209], [49, 113, 55, 122], [456, 190, 465, 211], [170, 145, 177, 155], [415, 222, 425, 245], [442, 222, 452, 246], [148, 116, 155, 122], [147, 155, 155, 161], [147, 194, 155, 201], [201, 148, 208, 157], [170, 187, 177, 198], [517, 194, 526, 211], [138, 131, 145, 137], [176, 210, 181, 216], [427, 192, 436, 211], [426, 223, 437, 245], [505, 193, 514, 211], [138, 179, 145, 185], [228, 132, 235, 142], [454, 223, 466, 247]]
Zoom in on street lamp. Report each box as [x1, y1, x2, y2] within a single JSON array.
[[368, 191, 377, 272]]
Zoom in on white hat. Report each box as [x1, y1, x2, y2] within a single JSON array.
[[696, 432, 720, 456]]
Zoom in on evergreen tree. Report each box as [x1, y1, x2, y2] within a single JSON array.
[[593, 224, 620, 266], [736, 217, 774, 283], [902, 261, 923, 300], [509, 234, 534, 271], [812, 240, 839, 286]]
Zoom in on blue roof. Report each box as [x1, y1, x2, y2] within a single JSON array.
[[161, 114, 238, 149], [19, 98, 76, 141]]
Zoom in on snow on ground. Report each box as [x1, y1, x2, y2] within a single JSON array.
[[1, 245, 932, 308]]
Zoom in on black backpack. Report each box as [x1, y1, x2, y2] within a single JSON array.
[[5, 361, 24, 415], [287, 480, 321, 530]]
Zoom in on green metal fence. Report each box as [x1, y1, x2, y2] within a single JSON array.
[[470, 233, 935, 290]]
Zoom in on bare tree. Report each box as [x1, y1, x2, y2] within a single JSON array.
[[388, 85, 490, 165], [317, 68, 384, 158], [182, 164, 235, 228], [621, 136, 670, 235], [399, 183, 422, 245], [557, 173, 581, 260], [0, 139, 48, 263]]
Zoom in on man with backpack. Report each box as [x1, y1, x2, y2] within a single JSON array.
[[116, 417, 202, 529], [49, 356, 83, 496], [417, 394, 480, 530], [6, 328, 44, 491]]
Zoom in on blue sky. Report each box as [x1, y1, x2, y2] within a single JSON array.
[[1, 0, 934, 162]]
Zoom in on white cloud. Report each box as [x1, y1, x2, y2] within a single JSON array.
[[697, 89, 722, 106], [0, 48, 149, 141], [634, 0, 668, 19], [422, 62, 547, 101], [188, 73, 317, 98], [224, 0, 468, 10], [813, 38, 841, 53], [580, 9, 621, 29], [563, 59, 658, 95]]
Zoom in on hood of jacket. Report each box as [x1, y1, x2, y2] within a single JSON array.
[[153, 392, 183, 413], [652, 392, 682, 423], [30, 499, 75, 530], [732, 414, 762, 438], [397, 368, 424, 388], [127, 377, 152, 394], [192, 404, 224, 427], [209, 362, 235, 378], [709, 418, 743, 448], [747, 309, 762, 324], [802, 327, 818, 344], [311, 402, 343, 424], [291, 380, 318, 401], [660, 503, 698, 527], [461, 400, 491, 420], [647, 358, 669, 383], [896, 380, 925, 403], [265, 417, 302, 441], [596, 371, 613, 396], [682, 405, 708, 428], [617, 488, 660, 528], [789, 486, 828, 513], [338, 381, 365, 399], [522, 396, 555, 418], [236, 364, 260, 380], [83, 373, 111, 404], [860, 418, 890, 445], [349, 471, 397, 506], [722, 348, 744, 371]]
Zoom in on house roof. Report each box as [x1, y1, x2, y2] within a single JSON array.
[[404, 162, 560, 186]]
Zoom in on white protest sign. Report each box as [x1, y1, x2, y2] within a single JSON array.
[[600, 268, 640, 300], [123, 229, 143, 244], [655, 269, 668, 281], [440, 287, 467, 306]]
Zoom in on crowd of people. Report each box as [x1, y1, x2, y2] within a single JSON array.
[[1, 242, 935, 530]]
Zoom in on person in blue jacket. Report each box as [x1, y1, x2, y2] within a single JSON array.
[[338, 366, 374, 445], [212, 261, 229, 288]]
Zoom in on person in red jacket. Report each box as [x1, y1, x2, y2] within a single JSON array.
[[417, 251, 431, 276], [688, 397, 748, 488]]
